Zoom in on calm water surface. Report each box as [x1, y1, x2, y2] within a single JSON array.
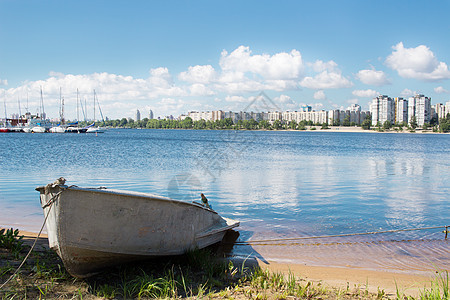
[[0, 129, 448, 274]]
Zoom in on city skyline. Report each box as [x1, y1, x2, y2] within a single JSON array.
[[1, 1, 450, 120]]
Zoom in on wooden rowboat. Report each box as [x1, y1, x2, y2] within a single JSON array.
[[37, 180, 239, 278]]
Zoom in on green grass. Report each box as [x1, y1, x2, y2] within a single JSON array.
[[0, 228, 24, 259], [418, 270, 448, 300], [1, 228, 449, 299]]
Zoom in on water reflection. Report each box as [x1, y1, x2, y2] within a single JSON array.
[[0, 130, 448, 273]]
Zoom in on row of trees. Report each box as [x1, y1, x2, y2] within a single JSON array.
[[80, 113, 450, 132], [84, 117, 349, 131], [439, 113, 450, 132], [373, 113, 450, 133]]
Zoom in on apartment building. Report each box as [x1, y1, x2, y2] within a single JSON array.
[[370, 95, 394, 126], [394, 97, 408, 124], [185, 106, 369, 126], [408, 94, 431, 126]]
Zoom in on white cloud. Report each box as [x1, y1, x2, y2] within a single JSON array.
[[148, 67, 175, 88], [275, 94, 294, 104], [385, 42, 450, 81], [313, 90, 326, 100], [352, 89, 378, 98], [312, 102, 324, 110], [214, 79, 265, 94], [309, 60, 338, 73], [346, 99, 359, 104], [225, 95, 248, 103], [356, 68, 390, 86], [178, 65, 217, 84], [48, 71, 65, 78], [274, 94, 297, 110], [400, 88, 416, 97], [434, 86, 449, 94], [219, 46, 304, 80], [189, 83, 215, 96], [0, 79, 7, 86], [155, 98, 187, 116], [300, 71, 353, 89]]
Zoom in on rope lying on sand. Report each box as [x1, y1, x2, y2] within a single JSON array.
[[0, 185, 73, 290], [233, 225, 449, 245]]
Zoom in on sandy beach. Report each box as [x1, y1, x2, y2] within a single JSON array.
[[264, 261, 433, 297], [14, 229, 442, 298]]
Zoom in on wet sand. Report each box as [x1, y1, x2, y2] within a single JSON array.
[[13, 229, 443, 298]]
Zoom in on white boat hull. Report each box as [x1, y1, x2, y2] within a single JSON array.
[[37, 184, 239, 277], [86, 127, 105, 133], [32, 126, 46, 133], [50, 126, 66, 133]]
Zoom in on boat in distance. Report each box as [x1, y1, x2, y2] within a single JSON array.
[[37, 179, 239, 278]]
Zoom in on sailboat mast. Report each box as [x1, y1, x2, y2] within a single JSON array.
[[93, 89, 96, 123], [77, 88, 80, 124], [61, 97, 65, 125], [59, 87, 62, 122], [3, 95, 7, 126], [40, 86, 45, 120], [95, 91, 105, 123], [17, 96, 21, 125]]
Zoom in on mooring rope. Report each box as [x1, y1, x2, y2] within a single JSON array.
[[234, 225, 449, 245], [0, 185, 73, 290]]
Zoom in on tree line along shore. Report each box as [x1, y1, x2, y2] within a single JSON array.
[[81, 113, 450, 133]]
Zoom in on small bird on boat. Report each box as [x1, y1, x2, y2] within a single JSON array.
[[200, 193, 211, 208]]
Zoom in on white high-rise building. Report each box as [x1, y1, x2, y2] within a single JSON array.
[[370, 95, 394, 126], [135, 109, 141, 121], [394, 97, 408, 124], [267, 111, 282, 123], [328, 110, 340, 125], [211, 110, 224, 121], [149, 109, 154, 119], [408, 94, 431, 126], [445, 101, 450, 118], [347, 104, 361, 112]]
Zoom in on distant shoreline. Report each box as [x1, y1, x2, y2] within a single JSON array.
[[115, 126, 450, 134]]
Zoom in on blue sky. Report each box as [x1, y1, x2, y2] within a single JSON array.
[[1, 0, 450, 120]]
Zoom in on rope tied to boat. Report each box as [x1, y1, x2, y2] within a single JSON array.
[[41, 184, 76, 209], [233, 225, 449, 246], [0, 182, 74, 290]]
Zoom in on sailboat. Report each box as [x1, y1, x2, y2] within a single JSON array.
[[50, 88, 67, 133], [31, 87, 51, 133], [86, 90, 105, 133], [0, 96, 10, 132], [66, 89, 87, 133]]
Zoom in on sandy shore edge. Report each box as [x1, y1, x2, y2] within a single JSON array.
[[11, 229, 437, 297], [261, 260, 433, 297]]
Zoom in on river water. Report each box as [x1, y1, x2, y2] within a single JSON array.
[[0, 129, 448, 274]]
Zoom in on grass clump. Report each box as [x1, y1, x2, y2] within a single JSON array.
[[0, 228, 24, 259], [418, 270, 449, 300]]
